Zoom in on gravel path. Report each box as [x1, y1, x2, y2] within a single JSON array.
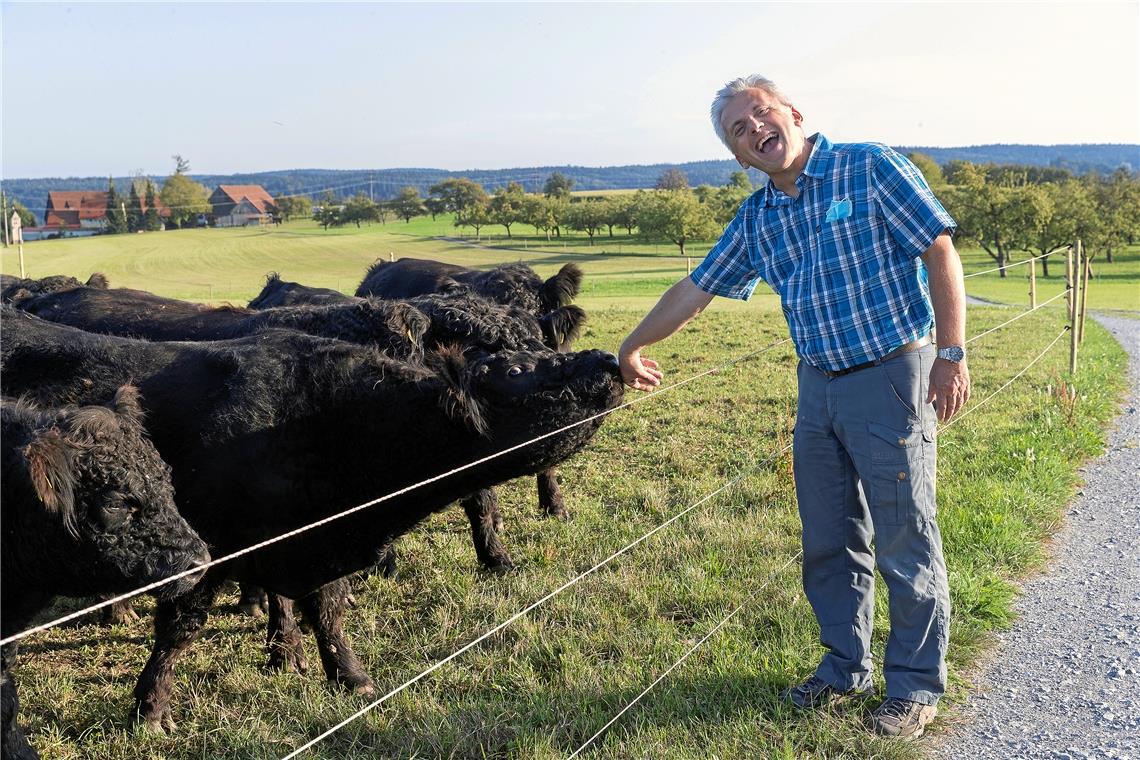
[[931, 314, 1140, 760]]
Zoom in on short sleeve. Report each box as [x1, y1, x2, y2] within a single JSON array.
[[872, 149, 957, 258], [690, 202, 763, 300]]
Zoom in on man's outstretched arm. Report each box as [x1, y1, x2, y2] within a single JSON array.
[[618, 276, 715, 391]]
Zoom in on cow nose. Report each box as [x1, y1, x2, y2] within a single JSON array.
[[600, 351, 619, 370]]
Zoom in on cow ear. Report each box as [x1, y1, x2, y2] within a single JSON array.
[[431, 346, 488, 436], [542, 263, 584, 309], [21, 431, 80, 538], [386, 302, 430, 358], [112, 384, 145, 423], [539, 305, 587, 350], [438, 277, 468, 296], [85, 272, 110, 289]]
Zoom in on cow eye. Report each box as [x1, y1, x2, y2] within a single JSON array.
[[507, 365, 523, 377]]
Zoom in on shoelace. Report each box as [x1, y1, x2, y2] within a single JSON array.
[[876, 698, 914, 720]]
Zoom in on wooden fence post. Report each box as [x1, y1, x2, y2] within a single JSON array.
[[1065, 246, 1075, 316], [1078, 245, 1091, 344], [1068, 240, 1081, 375], [1027, 254, 1037, 308]]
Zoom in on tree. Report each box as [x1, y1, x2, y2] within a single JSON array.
[[343, 193, 380, 227], [313, 191, 343, 229], [906, 152, 947, 192], [2, 192, 38, 228], [944, 163, 1037, 277], [144, 181, 161, 231], [565, 199, 609, 245], [636, 190, 719, 256], [160, 156, 210, 228], [126, 183, 144, 233], [104, 178, 128, 235], [655, 168, 690, 191], [424, 195, 448, 221], [428, 178, 488, 222], [543, 172, 573, 199], [275, 195, 312, 222], [390, 187, 427, 223], [604, 194, 638, 236], [455, 198, 491, 240], [727, 170, 752, 191], [488, 182, 526, 237]]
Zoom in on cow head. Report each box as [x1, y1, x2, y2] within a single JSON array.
[[10, 387, 210, 599], [431, 345, 624, 461]]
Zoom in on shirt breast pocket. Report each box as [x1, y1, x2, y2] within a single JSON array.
[[817, 199, 875, 246]]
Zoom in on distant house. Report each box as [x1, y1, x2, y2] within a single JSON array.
[[43, 191, 109, 232], [209, 185, 278, 227]]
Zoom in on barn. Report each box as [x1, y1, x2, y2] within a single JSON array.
[[209, 184, 278, 227]]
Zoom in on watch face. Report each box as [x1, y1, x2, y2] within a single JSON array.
[[939, 346, 965, 362]]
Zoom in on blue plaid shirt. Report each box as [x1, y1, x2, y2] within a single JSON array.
[[691, 134, 956, 373]]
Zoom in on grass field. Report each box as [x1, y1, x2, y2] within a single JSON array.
[[2, 219, 1133, 759]]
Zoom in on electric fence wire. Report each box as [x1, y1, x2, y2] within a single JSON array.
[[279, 440, 796, 760], [961, 248, 1068, 279], [0, 336, 795, 648]]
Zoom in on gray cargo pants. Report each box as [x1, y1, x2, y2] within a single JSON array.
[[793, 344, 950, 705]]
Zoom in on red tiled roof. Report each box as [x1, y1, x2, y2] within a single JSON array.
[[216, 184, 277, 214], [46, 191, 108, 223]]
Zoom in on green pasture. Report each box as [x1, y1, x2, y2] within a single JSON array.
[[3, 220, 1132, 759]]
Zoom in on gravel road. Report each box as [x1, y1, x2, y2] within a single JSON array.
[[931, 314, 1140, 760]]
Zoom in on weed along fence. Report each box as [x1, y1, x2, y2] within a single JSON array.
[[4, 255, 1097, 758]]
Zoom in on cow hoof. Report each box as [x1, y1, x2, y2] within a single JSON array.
[[484, 557, 516, 575], [267, 651, 308, 675], [238, 589, 269, 618], [131, 709, 175, 735], [102, 600, 139, 625], [352, 681, 377, 697]]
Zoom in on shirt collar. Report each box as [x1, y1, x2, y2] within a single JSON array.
[[759, 132, 831, 207]]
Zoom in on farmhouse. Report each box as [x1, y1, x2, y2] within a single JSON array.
[[209, 185, 278, 227], [28, 189, 172, 240]]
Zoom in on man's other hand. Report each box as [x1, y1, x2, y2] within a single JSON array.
[[619, 347, 663, 391], [927, 357, 970, 422]]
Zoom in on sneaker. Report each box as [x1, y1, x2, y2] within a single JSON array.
[[871, 697, 937, 738], [780, 675, 867, 710]]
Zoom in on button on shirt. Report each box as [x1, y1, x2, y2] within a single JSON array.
[[690, 134, 956, 373]]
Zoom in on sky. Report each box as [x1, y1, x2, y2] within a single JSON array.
[[2, 1, 1138, 179]]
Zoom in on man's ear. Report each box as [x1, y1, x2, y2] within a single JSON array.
[[735, 154, 749, 169], [790, 106, 804, 126]]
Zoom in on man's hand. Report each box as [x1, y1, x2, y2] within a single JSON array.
[[619, 346, 663, 391], [927, 357, 970, 422]]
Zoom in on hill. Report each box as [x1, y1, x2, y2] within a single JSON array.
[[3, 144, 1136, 216]]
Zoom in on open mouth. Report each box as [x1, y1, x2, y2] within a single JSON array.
[[757, 132, 779, 154]]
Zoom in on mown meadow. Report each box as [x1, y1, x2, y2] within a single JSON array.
[[1, 219, 1134, 759]]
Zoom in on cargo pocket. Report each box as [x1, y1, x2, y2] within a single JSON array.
[[867, 421, 928, 526]]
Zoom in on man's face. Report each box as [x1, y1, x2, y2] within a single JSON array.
[[721, 88, 806, 176]]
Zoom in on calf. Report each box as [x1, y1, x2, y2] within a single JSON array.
[[0, 308, 622, 731], [1, 387, 209, 760], [247, 272, 354, 309]]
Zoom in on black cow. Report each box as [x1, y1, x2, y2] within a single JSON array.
[[1, 387, 209, 760], [356, 258, 583, 320], [0, 308, 622, 731], [0, 273, 107, 304], [247, 272, 354, 309]]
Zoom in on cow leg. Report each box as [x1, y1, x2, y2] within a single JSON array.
[[461, 489, 514, 572], [536, 467, 568, 519], [2, 643, 37, 760], [131, 572, 225, 733], [296, 580, 375, 695], [237, 582, 269, 618], [265, 594, 307, 674]]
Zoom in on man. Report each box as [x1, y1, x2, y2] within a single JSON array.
[[618, 75, 970, 739]]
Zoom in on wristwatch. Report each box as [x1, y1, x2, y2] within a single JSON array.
[[936, 345, 966, 362]]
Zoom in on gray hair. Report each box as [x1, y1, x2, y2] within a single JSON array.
[[710, 75, 792, 152]]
